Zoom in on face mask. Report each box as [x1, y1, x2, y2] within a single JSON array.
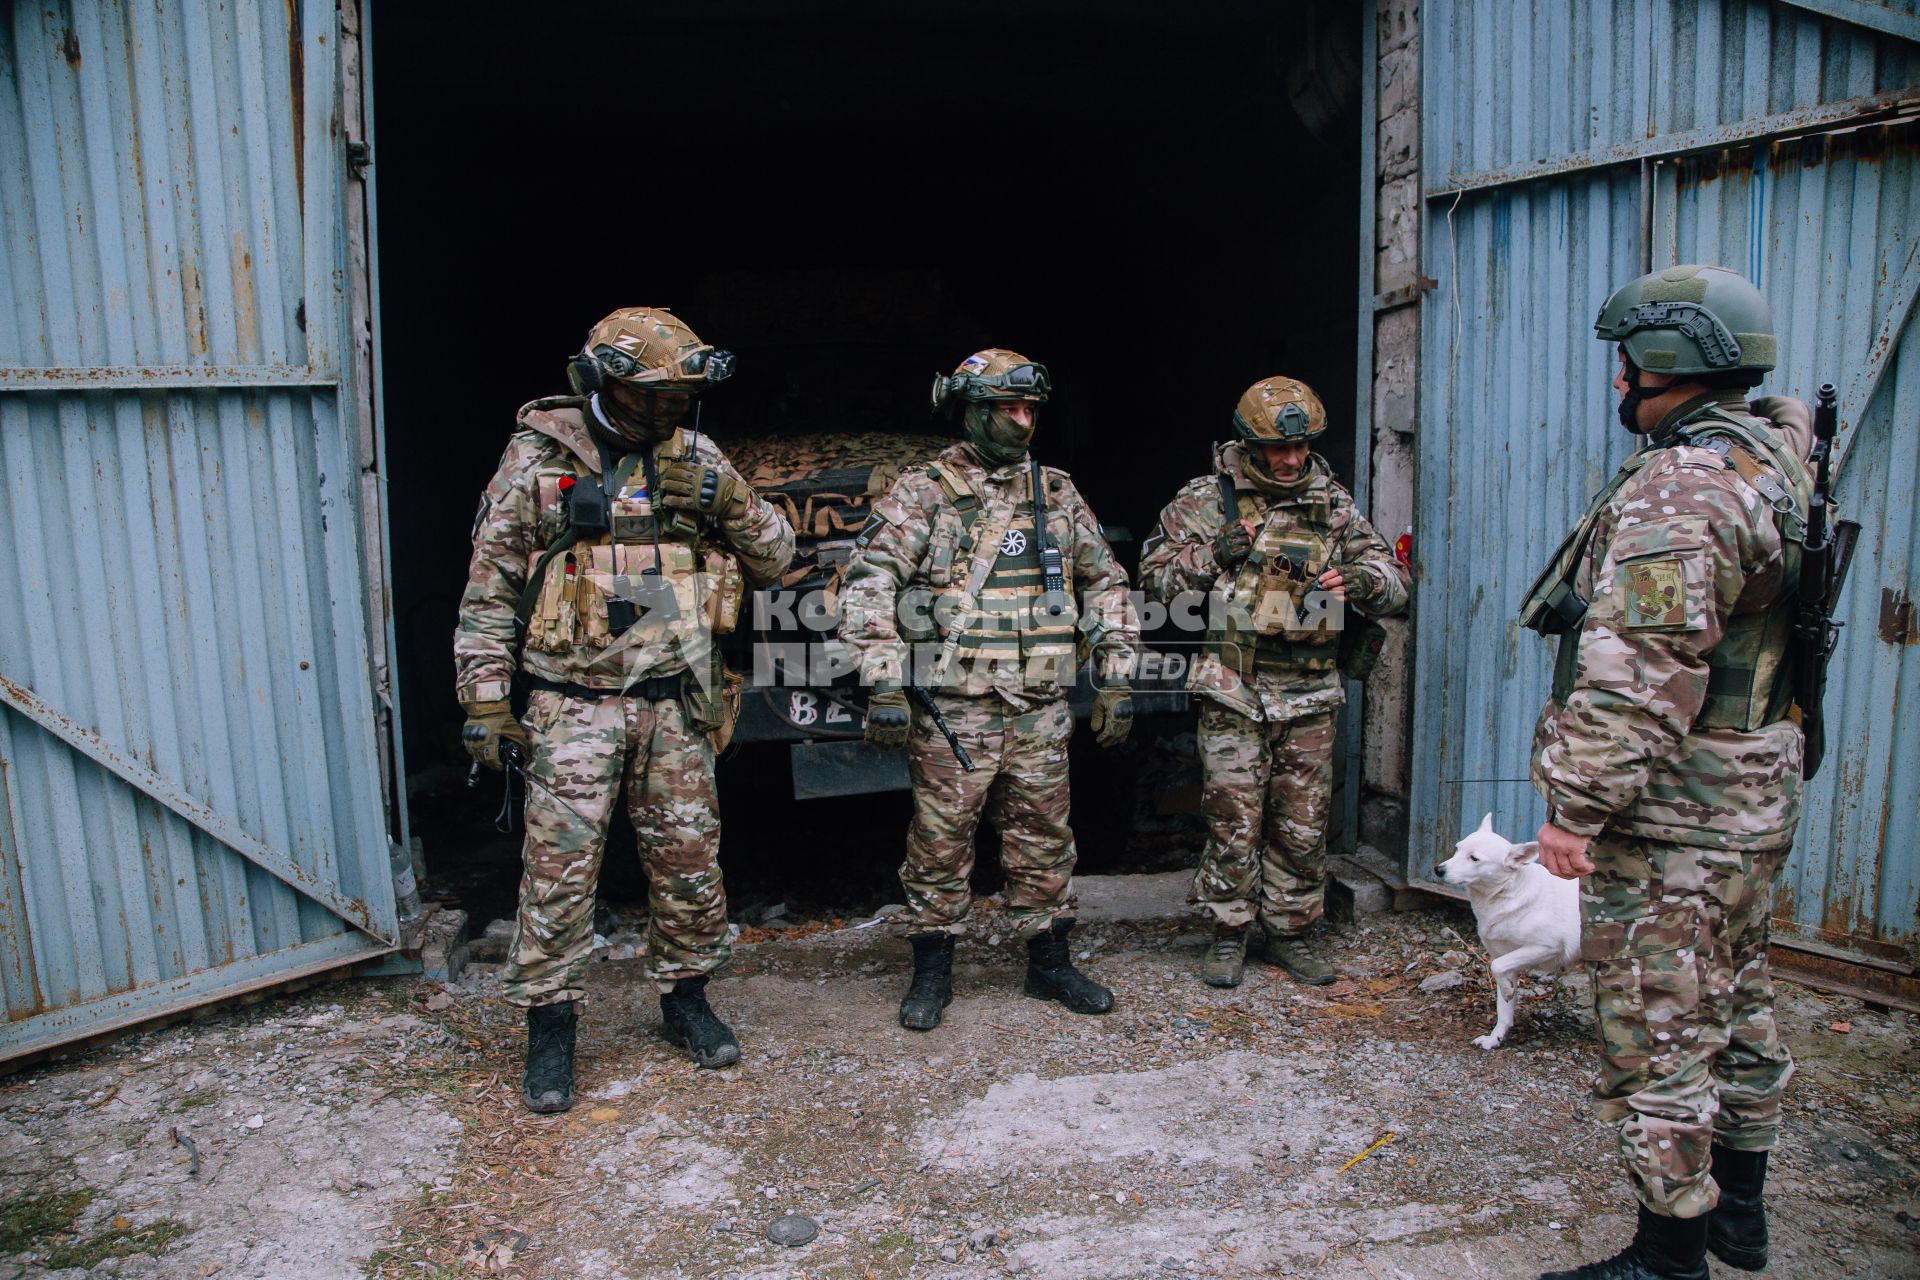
[[962, 403, 1036, 467], [595, 388, 684, 446], [1616, 351, 1657, 434]]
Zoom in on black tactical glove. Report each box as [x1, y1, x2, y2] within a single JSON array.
[[461, 699, 529, 771], [1213, 521, 1254, 571], [1091, 684, 1133, 749], [657, 458, 752, 522], [864, 686, 911, 751]]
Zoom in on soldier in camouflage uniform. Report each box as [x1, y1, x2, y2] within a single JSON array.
[[1524, 267, 1812, 1280], [838, 349, 1139, 1030], [457, 308, 794, 1110], [1139, 377, 1409, 989]]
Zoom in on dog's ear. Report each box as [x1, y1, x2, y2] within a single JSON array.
[[1477, 812, 1495, 835], [1507, 841, 1541, 867]]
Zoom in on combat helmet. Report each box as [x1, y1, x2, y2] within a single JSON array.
[[567, 307, 736, 396], [929, 348, 1051, 416], [1232, 376, 1325, 442], [1594, 265, 1776, 381]]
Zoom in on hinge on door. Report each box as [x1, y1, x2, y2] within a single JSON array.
[[347, 139, 373, 177]]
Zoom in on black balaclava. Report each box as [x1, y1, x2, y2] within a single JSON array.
[[594, 384, 686, 448], [1617, 350, 1659, 434]]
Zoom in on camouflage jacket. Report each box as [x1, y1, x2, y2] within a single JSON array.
[[837, 442, 1138, 710], [454, 397, 794, 706], [1139, 444, 1409, 721], [1529, 394, 1814, 851]]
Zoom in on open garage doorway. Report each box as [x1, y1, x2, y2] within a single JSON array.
[[372, 1, 1364, 924]]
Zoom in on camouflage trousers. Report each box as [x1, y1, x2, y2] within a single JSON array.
[[1581, 834, 1794, 1218], [503, 687, 728, 1007], [901, 691, 1077, 938], [1192, 702, 1336, 935]]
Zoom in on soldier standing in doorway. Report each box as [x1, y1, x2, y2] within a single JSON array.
[[1139, 377, 1409, 988], [456, 308, 794, 1111], [1523, 266, 1819, 1280], [838, 349, 1139, 1030]]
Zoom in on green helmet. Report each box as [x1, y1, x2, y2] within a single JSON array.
[[1593, 265, 1776, 378]]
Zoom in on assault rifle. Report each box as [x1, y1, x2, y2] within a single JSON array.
[[1792, 383, 1862, 781]]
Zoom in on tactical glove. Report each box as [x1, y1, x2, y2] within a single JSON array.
[[657, 458, 752, 522], [864, 686, 912, 751], [1213, 522, 1254, 571], [461, 699, 529, 771], [1091, 684, 1133, 749]]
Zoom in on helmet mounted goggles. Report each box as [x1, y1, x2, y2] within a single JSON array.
[[930, 362, 1051, 413], [592, 342, 737, 387]]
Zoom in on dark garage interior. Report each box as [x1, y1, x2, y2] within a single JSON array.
[[371, 1, 1364, 921]]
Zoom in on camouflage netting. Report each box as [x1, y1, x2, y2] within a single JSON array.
[[727, 432, 950, 594]]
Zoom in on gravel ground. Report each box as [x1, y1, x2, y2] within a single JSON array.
[[2, 874, 1915, 1279]]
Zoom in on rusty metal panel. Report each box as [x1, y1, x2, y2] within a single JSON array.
[[1426, 0, 1920, 195], [1654, 130, 1920, 963], [1413, 1, 1920, 967], [0, 1, 395, 1060]]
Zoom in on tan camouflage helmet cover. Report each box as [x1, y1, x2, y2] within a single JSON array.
[[1232, 375, 1326, 441], [930, 348, 1052, 414], [574, 306, 735, 391]]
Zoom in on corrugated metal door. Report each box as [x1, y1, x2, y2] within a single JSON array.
[[1411, 0, 1920, 965], [0, 0, 398, 1060]]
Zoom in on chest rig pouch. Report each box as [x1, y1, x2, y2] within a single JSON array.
[[517, 434, 743, 654], [1213, 476, 1338, 671]]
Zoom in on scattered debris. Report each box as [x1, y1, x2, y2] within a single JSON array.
[[3, 884, 1913, 1280], [171, 1126, 201, 1179], [766, 1213, 820, 1247], [1338, 1131, 1397, 1174]]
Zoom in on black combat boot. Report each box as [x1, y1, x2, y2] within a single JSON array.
[[1706, 1145, 1769, 1271], [1023, 918, 1114, 1014], [522, 1001, 577, 1114], [660, 975, 741, 1068], [1538, 1205, 1708, 1280], [899, 932, 956, 1031]]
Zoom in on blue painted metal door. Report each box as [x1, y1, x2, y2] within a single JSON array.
[[0, 0, 398, 1060], [1412, 0, 1920, 966]]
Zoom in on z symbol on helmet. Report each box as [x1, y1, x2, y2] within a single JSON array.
[[1000, 529, 1028, 556]]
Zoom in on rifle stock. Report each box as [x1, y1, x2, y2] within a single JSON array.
[[1793, 383, 1848, 780], [908, 684, 976, 773]]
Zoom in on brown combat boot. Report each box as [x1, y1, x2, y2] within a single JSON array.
[[1262, 931, 1335, 985], [1202, 925, 1249, 987]]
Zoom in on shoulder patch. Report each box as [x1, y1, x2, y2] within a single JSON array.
[[854, 495, 913, 550], [1622, 556, 1690, 630]]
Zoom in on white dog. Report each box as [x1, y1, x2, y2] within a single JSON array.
[[1434, 813, 1581, 1050]]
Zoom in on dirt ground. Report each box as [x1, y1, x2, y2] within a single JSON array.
[[3, 873, 1916, 1280]]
